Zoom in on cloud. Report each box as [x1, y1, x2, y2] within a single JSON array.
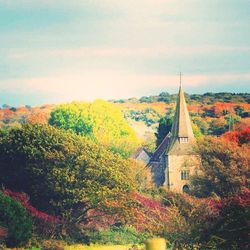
[[1, 71, 250, 104], [8, 45, 250, 61]]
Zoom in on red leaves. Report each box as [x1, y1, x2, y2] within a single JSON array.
[[222, 127, 250, 145], [130, 192, 169, 232], [208, 188, 250, 215], [1, 189, 59, 223], [0, 226, 8, 238]]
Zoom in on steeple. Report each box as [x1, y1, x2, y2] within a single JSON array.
[[167, 75, 195, 154]]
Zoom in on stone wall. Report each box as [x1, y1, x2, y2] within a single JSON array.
[[166, 154, 200, 192]]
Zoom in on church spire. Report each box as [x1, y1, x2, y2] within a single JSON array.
[[170, 75, 194, 140]]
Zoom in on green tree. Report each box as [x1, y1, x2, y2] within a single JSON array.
[[49, 100, 140, 158], [192, 116, 209, 135], [192, 123, 202, 139], [155, 117, 173, 147], [225, 114, 241, 131], [0, 124, 137, 234]]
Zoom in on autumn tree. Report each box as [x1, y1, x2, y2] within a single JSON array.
[[208, 117, 228, 135], [0, 124, 138, 235], [192, 116, 209, 135], [191, 137, 250, 198], [222, 127, 250, 145], [49, 100, 140, 158]]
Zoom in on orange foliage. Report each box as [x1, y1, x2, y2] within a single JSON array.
[[235, 118, 250, 130], [15, 107, 29, 114], [213, 102, 235, 117], [0, 109, 15, 119], [187, 105, 202, 114], [27, 112, 49, 125]]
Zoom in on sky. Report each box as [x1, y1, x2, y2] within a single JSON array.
[[0, 0, 250, 106]]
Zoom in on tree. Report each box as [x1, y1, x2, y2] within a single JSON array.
[[191, 137, 250, 198], [155, 117, 173, 147], [0, 124, 138, 235], [234, 105, 245, 117], [222, 127, 250, 146], [224, 114, 241, 131], [208, 117, 227, 135], [192, 123, 202, 139], [203, 189, 250, 249], [192, 116, 209, 135], [49, 100, 140, 158]]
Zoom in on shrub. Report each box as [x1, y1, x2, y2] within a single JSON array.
[[0, 124, 138, 236], [87, 226, 153, 245], [0, 191, 32, 247]]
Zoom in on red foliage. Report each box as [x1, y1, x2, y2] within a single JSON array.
[[0, 226, 8, 238], [83, 209, 117, 230], [208, 188, 250, 215], [238, 127, 250, 144], [130, 192, 169, 232], [222, 127, 250, 145], [1, 189, 59, 223], [82, 192, 169, 232]]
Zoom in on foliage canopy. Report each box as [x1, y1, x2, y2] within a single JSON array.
[[0, 124, 138, 232], [49, 100, 140, 158]]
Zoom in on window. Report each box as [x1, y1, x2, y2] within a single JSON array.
[[181, 170, 189, 180], [180, 137, 188, 143]]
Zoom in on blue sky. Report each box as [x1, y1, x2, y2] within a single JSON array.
[[0, 0, 250, 106]]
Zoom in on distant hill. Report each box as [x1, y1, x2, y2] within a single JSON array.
[[110, 92, 250, 105]]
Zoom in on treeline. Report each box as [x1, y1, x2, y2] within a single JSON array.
[[111, 92, 250, 104]]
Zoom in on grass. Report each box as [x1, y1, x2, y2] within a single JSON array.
[[64, 245, 139, 250]]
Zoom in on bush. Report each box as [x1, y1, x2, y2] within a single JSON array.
[[0, 191, 32, 247], [87, 226, 153, 245], [0, 124, 138, 237]]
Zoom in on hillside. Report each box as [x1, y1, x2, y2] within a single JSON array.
[[1, 92, 250, 150]]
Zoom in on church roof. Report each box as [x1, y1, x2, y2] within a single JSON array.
[[167, 82, 196, 155], [170, 84, 194, 139], [132, 147, 151, 159], [149, 76, 196, 161], [150, 132, 171, 162]]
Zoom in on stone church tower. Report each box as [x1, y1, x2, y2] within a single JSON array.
[[149, 79, 200, 192]]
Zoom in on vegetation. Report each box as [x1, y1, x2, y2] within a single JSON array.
[[87, 226, 151, 245], [0, 191, 32, 247], [49, 100, 140, 158], [0, 124, 142, 239], [0, 92, 249, 249], [191, 136, 249, 198], [155, 117, 173, 147], [111, 92, 250, 104]]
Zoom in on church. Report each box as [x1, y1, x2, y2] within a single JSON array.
[[148, 80, 200, 193]]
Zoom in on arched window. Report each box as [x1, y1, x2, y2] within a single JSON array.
[[183, 185, 190, 193], [181, 170, 189, 180]]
